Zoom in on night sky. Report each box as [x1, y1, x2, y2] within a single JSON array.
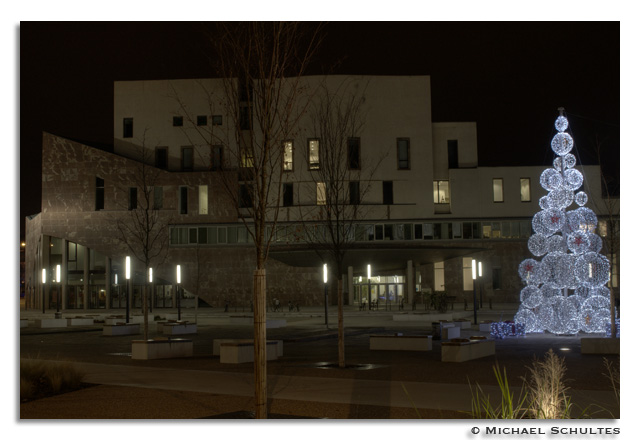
[[19, 22, 620, 238]]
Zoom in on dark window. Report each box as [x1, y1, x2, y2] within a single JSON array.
[[128, 187, 137, 210], [349, 181, 360, 205], [283, 183, 294, 207], [382, 181, 393, 205], [492, 268, 502, 290], [182, 147, 194, 171], [239, 184, 253, 208], [211, 145, 223, 170], [198, 227, 207, 244], [447, 140, 459, 169], [155, 147, 168, 170], [397, 138, 410, 170], [414, 223, 423, 239], [179, 187, 188, 214], [123, 118, 133, 138], [197, 115, 207, 126], [348, 138, 360, 169], [95, 177, 104, 211], [239, 107, 251, 130], [212, 115, 223, 126], [153, 186, 163, 210], [173, 116, 183, 127]]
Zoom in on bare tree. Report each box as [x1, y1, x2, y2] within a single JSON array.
[[299, 77, 383, 367], [116, 138, 169, 341]]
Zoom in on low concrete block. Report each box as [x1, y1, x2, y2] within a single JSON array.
[[213, 339, 283, 357], [479, 322, 494, 332], [162, 322, 197, 335], [67, 317, 95, 326], [35, 319, 68, 329], [370, 335, 432, 351], [229, 316, 287, 328], [442, 326, 460, 340], [453, 320, 471, 329], [442, 340, 495, 362], [131, 338, 193, 360], [103, 323, 141, 336], [581, 337, 620, 355], [219, 341, 279, 364], [105, 316, 147, 325]]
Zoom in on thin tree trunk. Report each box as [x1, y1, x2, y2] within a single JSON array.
[[338, 276, 345, 368], [253, 268, 267, 418]]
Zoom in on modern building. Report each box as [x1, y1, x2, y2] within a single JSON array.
[[24, 75, 619, 312]]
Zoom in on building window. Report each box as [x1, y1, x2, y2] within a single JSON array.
[[492, 268, 502, 290], [153, 186, 163, 210], [283, 183, 294, 207], [397, 138, 410, 170], [123, 118, 133, 138], [316, 182, 326, 205], [433, 180, 450, 204], [199, 185, 208, 215], [434, 262, 445, 291], [308, 139, 320, 170], [349, 181, 360, 205], [283, 141, 293, 171], [448, 140, 459, 169], [520, 178, 531, 202], [179, 186, 188, 214], [382, 181, 393, 205], [239, 184, 253, 208], [182, 147, 194, 171], [493, 178, 504, 202], [197, 115, 207, 126], [155, 147, 168, 170], [212, 115, 223, 126], [128, 187, 137, 211], [173, 116, 183, 127], [239, 106, 251, 130], [348, 138, 361, 170], [95, 177, 104, 211], [463, 257, 473, 290], [210, 145, 223, 170], [240, 148, 254, 168]]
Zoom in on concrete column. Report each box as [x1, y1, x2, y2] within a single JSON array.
[[406, 260, 414, 308], [42, 235, 50, 310], [61, 238, 67, 311], [83, 246, 89, 310], [105, 257, 111, 310], [347, 266, 354, 306]]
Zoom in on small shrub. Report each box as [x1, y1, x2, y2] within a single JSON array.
[[469, 364, 529, 419], [20, 357, 85, 402], [525, 349, 571, 419]]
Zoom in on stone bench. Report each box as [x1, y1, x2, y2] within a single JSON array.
[[219, 340, 280, 364], [369, 334, 432, 351], [34, 318, 68, 328], [103, 323, 141, 336], [214, 339, 283, 357], [131, 338, 193, 360], [66, 317, 95, 326], [162, 322, 197, 335], [441, 338, 495, 362]]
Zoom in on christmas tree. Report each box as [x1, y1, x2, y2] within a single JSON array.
[[514, 109, 613, 334]]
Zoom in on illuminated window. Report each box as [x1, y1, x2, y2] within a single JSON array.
[[434, 262, 445, 291], [493, 178, 504, 202], [308, 139, 320, 170], [283, 141, 293, 171], [241, 148, 254, 168], [316, 182, 326, 205], [520, 178, 531, 202], [433, 181, 450, 204], [198, 185, 208, 215]]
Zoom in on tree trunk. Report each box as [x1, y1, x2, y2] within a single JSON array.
[[253, 268, 267, 418], [338, 276, 345, 368]]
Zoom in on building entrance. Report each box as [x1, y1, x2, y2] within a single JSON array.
[[353, 275, 406, 310]]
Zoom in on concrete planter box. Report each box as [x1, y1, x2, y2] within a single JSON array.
[[442, 339, 495, 362], [393, 313, 453, 322], [213, 339, 283, 357], [442, 324, 460, 340], [131, 338, 193, 360], [219, 340, 279, 364], [370, 335, 432, 351], [20, 319, 28, 328], [67, 317, 95, 326], [162, 322, 197, 335], [35, 319, 68, 328], [479, 322, 494, 332], [229, 316, 287, 328], [453, 320, 471, 329], [581, 337, 620, 355], [103, 323, 141, 336]]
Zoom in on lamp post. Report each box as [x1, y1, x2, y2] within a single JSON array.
[[148, 267, 153, 314], [114, 273, 118, 309], [323, 264, 329, 328], [367, 264, 372, 311], [472, 259, 480, 325], [176, 264, 182, 321], [125, 256, 131, 324], [41, 268, 46, 314], [478, 261, 483, 308], [55, 264, 61, 314]]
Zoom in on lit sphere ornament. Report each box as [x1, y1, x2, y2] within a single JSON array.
[[528, 233, 548, 256], [553, 157, 563, 171], [551, 132, 574, 156], [587, 233, 602, 253], [546, 234, 567, 253], [533, 208, 566, 236], [580, 306, 610, 333], [555, 115, 569, 132], [541, 168, 563, 191], [540, 283, 561, 300], [575, 191, 588, 206], [567, 207, 598, 233], [548, 188, 574, 209], [565, 293, 584, 310], [563, 168, 583, 191], [574, 286, 590, 299], [542, 252, 575, 289], [519, 259, 542, 285], [539, 196, 552, 210], [515, 308, 540, 333], [539, 296, 565, 334], [557, 298, 581, 334], [582, 294, 610, 310], [591, 286, 611, 299], [563, 153, 577, 169], [575, 252, 610, 288], [567, 231, 590, 254], [521, 285, 543, 309]]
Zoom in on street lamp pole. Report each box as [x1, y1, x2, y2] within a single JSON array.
[[478, 261, 483, 309], [367, 264, 372, 311], [323, 264, 329, 328], [41, 268, 46, 314], [472, 259, 478, 325], [176, 264, 182, 321], [55, 264, 61, 314], [125, 256, 131, 324]]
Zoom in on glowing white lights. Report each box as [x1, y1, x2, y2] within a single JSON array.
[[176, 264, 182, 284], [514, 112, 615, 335], [125, 256, 131, 280], [323, 263, 328, 284]]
